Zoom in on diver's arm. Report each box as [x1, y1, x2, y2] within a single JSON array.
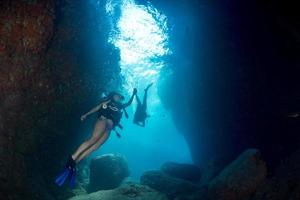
[[81, 100, 110, 121], [123, 88, 137, 108]]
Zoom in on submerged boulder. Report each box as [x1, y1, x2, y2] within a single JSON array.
[[140, 170, 201, 199], [69, 183, 167, 200], [161, 162, 202, 182], [252, 148, 300, 200], [88, 154, 129, 193], [208, 149, 267, 200], [198, 159, 224, 187]]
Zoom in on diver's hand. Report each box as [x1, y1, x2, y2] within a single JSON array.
[[133, 88, 137, 95], [80, 115, 87, 121]]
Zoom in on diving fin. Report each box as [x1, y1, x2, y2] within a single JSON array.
[[69, 169, 76, 189], [55, 168, 71, 186], [55, 156, 77, 188]]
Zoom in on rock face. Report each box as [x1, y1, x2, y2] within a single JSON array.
[[161, 162, 202, 182], [88, 154, 130, 193], [252, 148, 300, 200], [198, 160, 223, 187], [0, 1, 56, 199], [0, 0, 120, 199], [154, 0, 300, 169], [140, 170, 200, 199], [69, 183, 168, 200], [208, 149, 267, 200]]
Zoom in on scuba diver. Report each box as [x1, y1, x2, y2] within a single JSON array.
[[55, 89, 137, 188], [133, 83, 153, 127]]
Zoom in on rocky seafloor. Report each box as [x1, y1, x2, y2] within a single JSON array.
[[68, 149, 300, 200]]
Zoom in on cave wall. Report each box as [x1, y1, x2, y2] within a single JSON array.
[[0, 0, 120, 199], [151, 0, 300, 168]]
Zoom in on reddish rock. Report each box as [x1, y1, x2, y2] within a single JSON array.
[[0, 1, 120, 199], [208, 149, 267, 200]]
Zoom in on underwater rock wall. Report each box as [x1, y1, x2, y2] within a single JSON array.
[[0, 1, 57, 198], [0, 0, 120, 199], [151, 0, 300, 168]]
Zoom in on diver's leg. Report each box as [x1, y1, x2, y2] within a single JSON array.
[[76, 131, 110, 163], [75, 120, 113, 163], [142, 89, 148, 110], [142, 83, 152, 109], [72, 118, 106, 162], [56, 119, 107, 187]]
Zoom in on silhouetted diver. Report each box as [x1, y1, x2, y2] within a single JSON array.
[[55, 89, 137, 188], [133, 83, 153, 127]]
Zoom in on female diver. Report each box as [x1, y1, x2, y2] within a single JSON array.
[[55, 89, 137, 188]]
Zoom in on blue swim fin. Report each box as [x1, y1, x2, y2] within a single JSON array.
[[69, 169, 76, 189], [55, 156, 77, 188], [55, 168, 71, 187]]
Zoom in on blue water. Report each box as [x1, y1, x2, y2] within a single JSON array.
[[91, 0, 193, 180]]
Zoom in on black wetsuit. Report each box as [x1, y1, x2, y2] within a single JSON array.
[[98, 100, 123, 128], [97, 92, 135, 128]]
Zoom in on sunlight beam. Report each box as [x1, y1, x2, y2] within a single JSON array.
[[108, 0, 170, 93]]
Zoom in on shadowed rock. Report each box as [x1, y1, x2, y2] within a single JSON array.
[[252, 148, 300, 200], [69, 183, 167, 200], [88, 154, 129, 193], [140, 170, 201, 199], [0, 0, 120, 199], [161, 162, 202, 182], [198, 159, 224, 187], [208, 149, 267, 200]]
